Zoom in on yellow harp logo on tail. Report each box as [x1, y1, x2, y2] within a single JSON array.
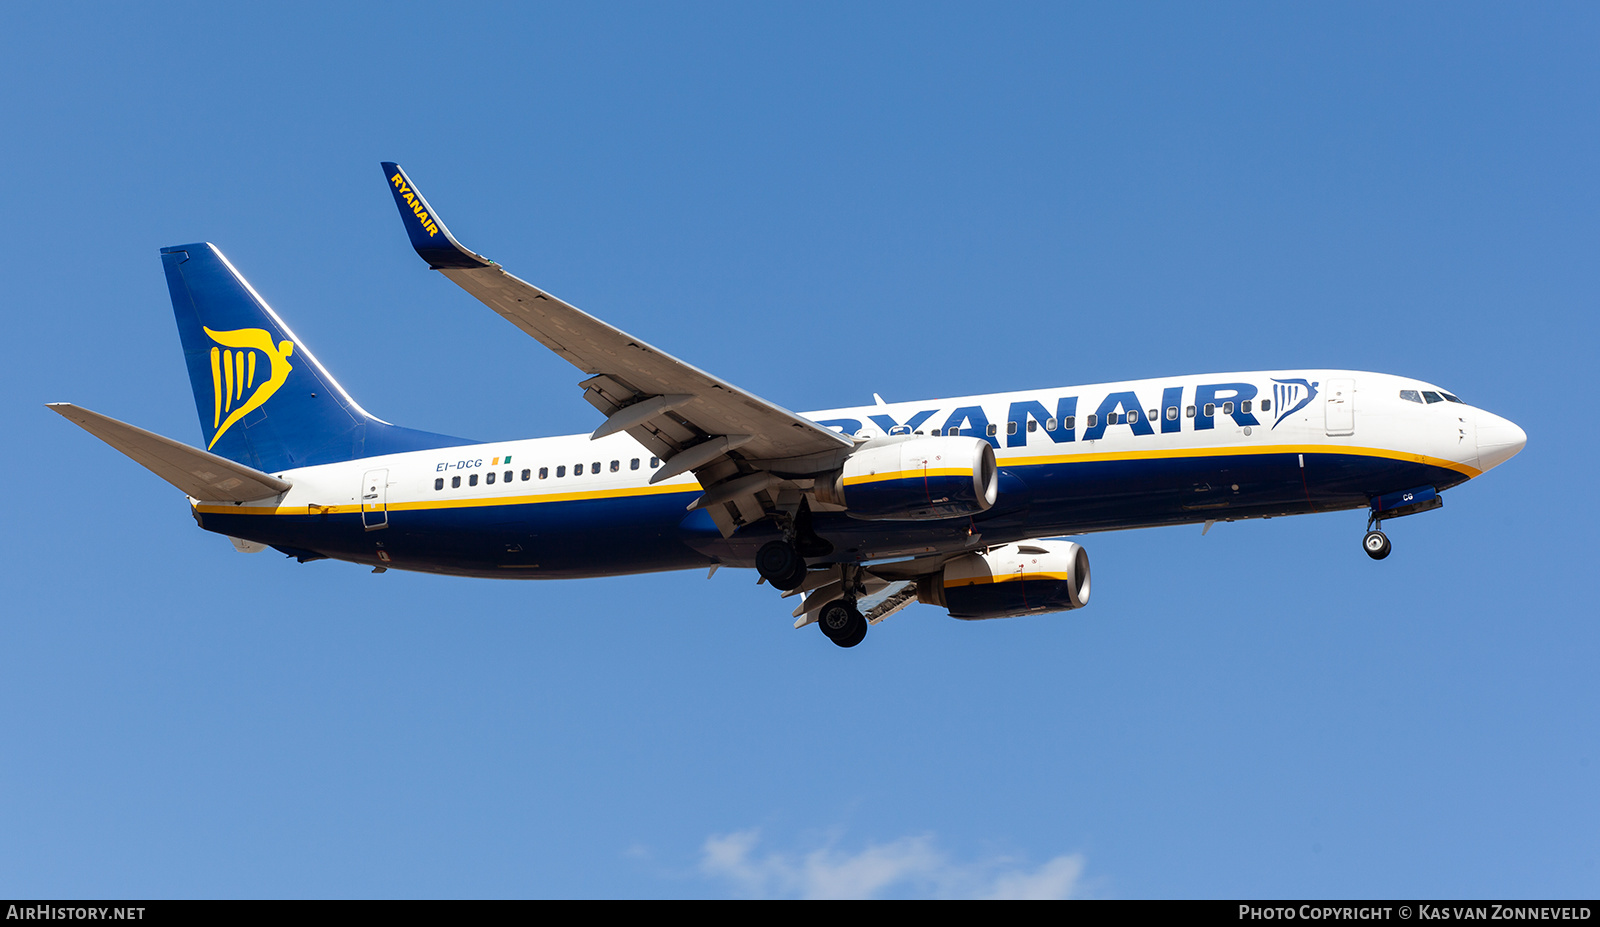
[[204, 327, 295, 449]]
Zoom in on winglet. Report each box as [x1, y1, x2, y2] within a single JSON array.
[[380, 162, 493, 269]]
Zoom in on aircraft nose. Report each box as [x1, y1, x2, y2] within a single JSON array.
[[1475, 411, 1527, 472]]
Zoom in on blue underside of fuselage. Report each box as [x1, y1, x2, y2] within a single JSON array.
[[195, 451, 1471, 578]]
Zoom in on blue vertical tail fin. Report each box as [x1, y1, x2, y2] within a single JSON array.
[[162, 243, 470, 472]]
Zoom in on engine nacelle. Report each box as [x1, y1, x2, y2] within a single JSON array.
[[918, 540, 1091, 620], [814, 435, 997, 520]]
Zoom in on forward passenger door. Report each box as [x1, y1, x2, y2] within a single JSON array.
[[1325, 378, 1355, 436]]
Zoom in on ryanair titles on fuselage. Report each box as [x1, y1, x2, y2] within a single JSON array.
[[811, 378, 1306, 447], [388, 172, 440, 238]]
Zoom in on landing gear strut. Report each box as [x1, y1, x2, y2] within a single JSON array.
[[817, 599, 868, 648]]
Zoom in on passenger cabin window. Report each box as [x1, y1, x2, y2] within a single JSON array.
[[1086, 414, 1098, 428], [592, 461, 601, 473], [1147, 409, 1157, 421], [1260, 399, 1270, 412], [1204, 403, 1215, 417], [650, 457, 660, 468], [1027, 420, 1037, 433], [1241, 400, 1252, 414], [452, 476, 461, 488], [1107, 412, 1120, 425], [556, 466, 566, 477], [1187, 405, 1196, 418], [486, 471, 496, 485], [1166, 407, 1178, 421], [1222, 401, 1233, 415], [574, 463, 584, 475], [1063, 416, 1075, 430], [1128, 410, 1140, 424], [435, 478, 444, 491], [630, 458, 640, 470], [504, 470, 512, 483], [521, 469, 530, 481], [610, 460, 620, 472], [469, 474, 479, 486], [1045, 417, 1057, 431], [986, 424, 998, 436], [1006, 421, 1018, 435]]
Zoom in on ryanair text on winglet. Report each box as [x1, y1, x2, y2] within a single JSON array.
[[390, 173, 440, 237]]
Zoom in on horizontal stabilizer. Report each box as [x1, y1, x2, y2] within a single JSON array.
[[48, 403, 292, 502]]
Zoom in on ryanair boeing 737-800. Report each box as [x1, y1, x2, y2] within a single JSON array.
[[50, 163, 1528, 648]]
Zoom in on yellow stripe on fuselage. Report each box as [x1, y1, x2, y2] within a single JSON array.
[[1003, 443, 1482, 479], [193, 442, 1478, 516], [194, 480, 699, 516]]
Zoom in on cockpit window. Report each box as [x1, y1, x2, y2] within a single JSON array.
[[1399, 390, 1423, 403], [1422, 391, 1444, 404], [1441, 391, 1463, 403]]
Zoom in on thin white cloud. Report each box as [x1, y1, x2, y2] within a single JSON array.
[[698, 829, 1088, 900]]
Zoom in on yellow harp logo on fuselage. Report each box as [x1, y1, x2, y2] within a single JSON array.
[[204, 327, 295, 449]]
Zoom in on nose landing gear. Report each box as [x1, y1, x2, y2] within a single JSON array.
[[1362, 509, 1393, 560], [1361, 485, 1444, 560]]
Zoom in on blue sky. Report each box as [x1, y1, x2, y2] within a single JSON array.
[[2, 3, 1595, 898]]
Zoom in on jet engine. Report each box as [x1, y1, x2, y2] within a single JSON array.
[[813, 435, 998, 520], [917, 540, 1090, 620]]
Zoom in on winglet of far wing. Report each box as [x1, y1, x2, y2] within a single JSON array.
[[380, 163, 855, 514], [380, 162, 493, 269], [49, 403, 292, 503]]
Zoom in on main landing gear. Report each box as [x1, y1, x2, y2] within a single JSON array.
[[756, 539, 808, 591], [756, 500, 834, 592], [817, 599, 868, 648]]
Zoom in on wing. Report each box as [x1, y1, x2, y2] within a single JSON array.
[[49, 403, 292, 503], [381, 162, 855, 534]]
